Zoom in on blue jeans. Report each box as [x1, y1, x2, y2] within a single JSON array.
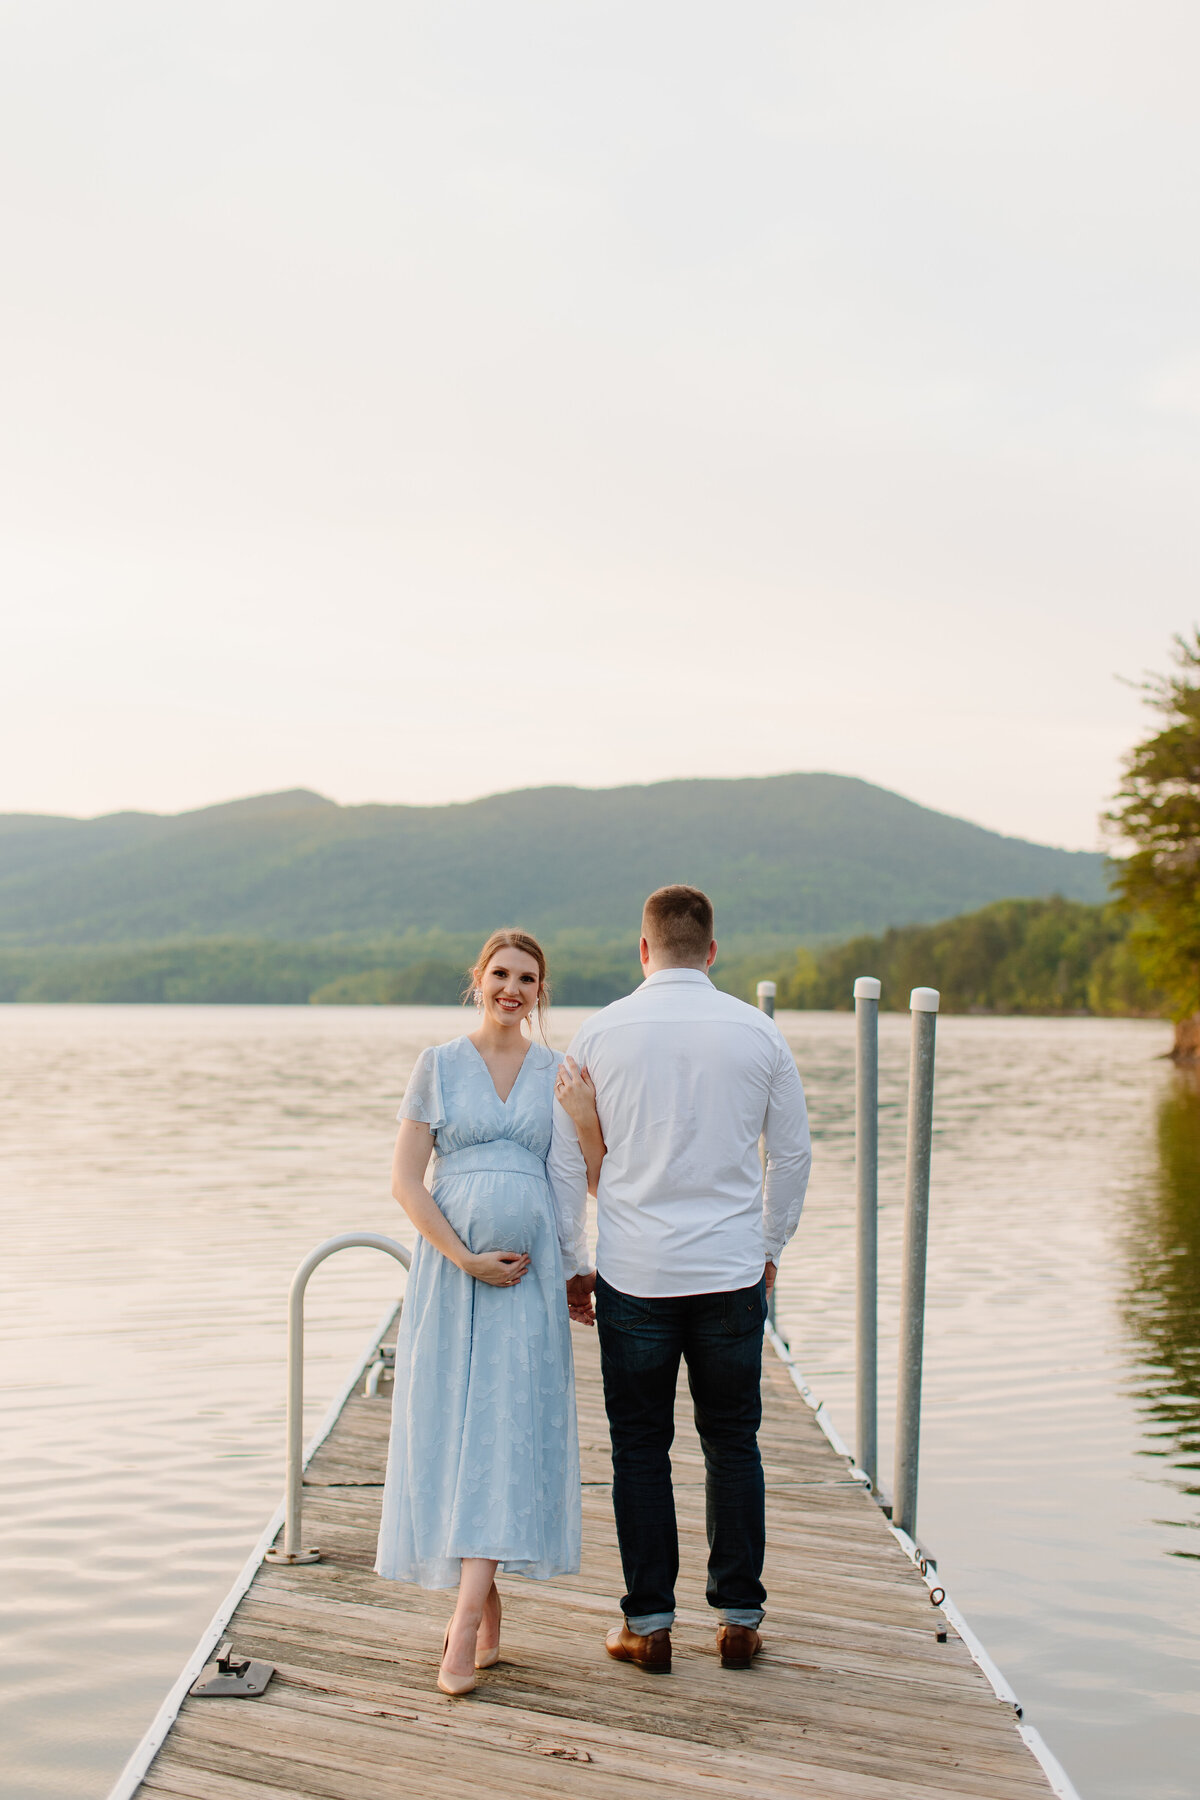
[[595, 1273, 767, 1635]]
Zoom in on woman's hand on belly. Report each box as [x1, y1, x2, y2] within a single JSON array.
[[464, 1249, 531, 1287]]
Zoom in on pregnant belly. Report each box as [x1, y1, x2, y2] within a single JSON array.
[[432, 1170, 552, 1253]]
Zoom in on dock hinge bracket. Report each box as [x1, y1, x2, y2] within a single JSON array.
[[188, 1640, 274, 1698]]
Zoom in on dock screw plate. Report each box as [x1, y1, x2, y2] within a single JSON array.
[[189, 1640, 275, 1698]]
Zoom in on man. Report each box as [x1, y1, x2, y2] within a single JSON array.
[[547, 884, 812, 1674]]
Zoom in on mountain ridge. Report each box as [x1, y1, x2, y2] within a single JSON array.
[[0, 773, 1109, 949], [0, 773, 1098, 848]]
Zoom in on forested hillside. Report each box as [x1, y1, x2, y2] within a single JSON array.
[[0, 774, 1106, 948], [774, 898, 1161, 1016]]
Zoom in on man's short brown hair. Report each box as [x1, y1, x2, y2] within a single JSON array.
[[641, 884, 715, 964]]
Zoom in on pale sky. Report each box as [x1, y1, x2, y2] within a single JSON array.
[[2, 2, 1198, 849]]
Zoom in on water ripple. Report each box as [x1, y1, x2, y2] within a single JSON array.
[[1, 1006, 1198, 1799]]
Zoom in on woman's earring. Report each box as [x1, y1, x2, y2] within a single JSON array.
[[473, 986, 483, 1010]]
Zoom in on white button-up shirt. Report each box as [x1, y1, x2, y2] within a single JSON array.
[[546, 968, 812, 1298]]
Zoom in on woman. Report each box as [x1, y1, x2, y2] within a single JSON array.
[[375, 928, 603, 1696]]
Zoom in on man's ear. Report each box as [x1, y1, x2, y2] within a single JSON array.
[[639, 935, 651, 967], [706, 939, 718, 969]]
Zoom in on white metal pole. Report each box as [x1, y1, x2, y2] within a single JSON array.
[[893, 988, 939, 1539], [853, 975, 881, 1490], [757, 980, 779, 1323], [266, 1232, 412, 1565]]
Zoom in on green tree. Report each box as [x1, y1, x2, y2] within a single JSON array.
[[770, 898, 1160, 1016], [1107, 630, 1200, 1058]]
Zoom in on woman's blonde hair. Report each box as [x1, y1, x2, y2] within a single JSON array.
[[467, 929, 552, 1041]]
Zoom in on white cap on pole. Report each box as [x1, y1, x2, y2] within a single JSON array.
[[853, 976, 881, 1000], [910, 987, 940, 1013], [756, 981, 777, 999]]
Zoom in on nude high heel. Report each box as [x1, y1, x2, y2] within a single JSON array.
[[437, 1623, 477, 1697], [475, 1588, 502, 1669]]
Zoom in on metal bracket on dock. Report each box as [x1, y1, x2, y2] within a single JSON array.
[[364, 1342, 396, 1397], [264, 1541, 321, 1565], [189, 1640, 274, 1699]]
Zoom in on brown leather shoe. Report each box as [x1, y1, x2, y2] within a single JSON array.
[[716, 1623, 763, 1669], [605, 1623, 672, 1672]]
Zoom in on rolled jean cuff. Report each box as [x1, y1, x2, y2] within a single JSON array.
[[718, 1607, 764, 1628], [626, 1610, 674, 1634]]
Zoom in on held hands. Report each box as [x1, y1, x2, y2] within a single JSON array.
[[764, 1260, 777, 1299], [554, 1056, 599, 1125], [466, 1250, 531, 1287], [566, 1272, 597, 1326]]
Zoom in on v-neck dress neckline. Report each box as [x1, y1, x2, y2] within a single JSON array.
[[465, 1036, 533, 1107]]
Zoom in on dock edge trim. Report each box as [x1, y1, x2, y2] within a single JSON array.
[[104, 1299, 402, 1800], [764, 1322, 1083, 1800]]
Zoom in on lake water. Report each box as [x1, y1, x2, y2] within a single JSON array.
[[1, 1005, 1197, 1800]]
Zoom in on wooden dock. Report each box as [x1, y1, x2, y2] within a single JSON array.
[[123, 1313, 1066, 1800]]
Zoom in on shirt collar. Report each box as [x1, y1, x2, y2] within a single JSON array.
[[640, 967, 714, 988]]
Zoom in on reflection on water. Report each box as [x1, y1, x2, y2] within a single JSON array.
[[1, 1007, 1199, 1800], [1124, 1075, 1200, 1548]]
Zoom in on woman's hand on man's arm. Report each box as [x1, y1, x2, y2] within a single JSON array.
[[555, 1057, 598, 1124], [556, 1057, 606, 1194]]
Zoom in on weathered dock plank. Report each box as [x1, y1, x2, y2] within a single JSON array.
[[129, 1318, 1060, 1799]]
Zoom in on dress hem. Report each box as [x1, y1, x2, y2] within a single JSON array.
[[373, 1558, 581, 1590]]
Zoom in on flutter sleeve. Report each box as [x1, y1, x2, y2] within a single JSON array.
[[545, 1042, 594, 1279], [397, 1045, 446, 1133]]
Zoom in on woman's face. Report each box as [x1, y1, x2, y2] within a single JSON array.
[[479, 946, 542, 1028]]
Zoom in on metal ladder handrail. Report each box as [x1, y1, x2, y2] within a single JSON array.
[[265, 1231, 412, 1565]]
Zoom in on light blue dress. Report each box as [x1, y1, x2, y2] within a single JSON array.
[[375, 1036, 582, 1588]]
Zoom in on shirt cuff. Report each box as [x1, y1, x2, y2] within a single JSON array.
[[561, 1235, 593, 1280]]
